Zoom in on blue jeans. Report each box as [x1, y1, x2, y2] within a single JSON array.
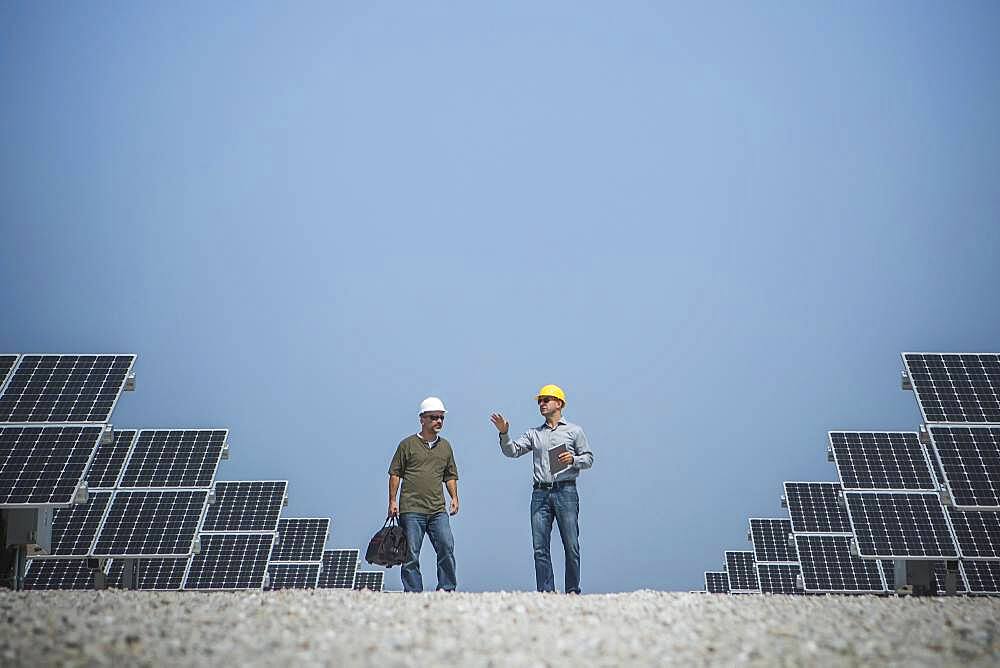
[[399, 512, 457, 592], [530, 484, 581, 594]]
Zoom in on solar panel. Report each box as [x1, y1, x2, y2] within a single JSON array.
[[266, 563, 322, 590], [927, 426, 1000, 509], [829, 432, 935, 491], [0, 355, 18, 389], [961, 560, 1000, 594], [318, 549, 360, 589], [106, 558, 189, 590], [0, 425, 103, 506], [749, 518, 796, 563], [903, 353, 1000, 425], [795, 535, 885, 593], [118, 429, 227, 489], [271, 518, 330, 562], [757, 563, 802, 595], [92, 490, 208, 558], [201, 481, 287, 533], [844, 491, 959, 559], [23, 558, 100, 590], [354, 571, 384, 591], [0, 354, 135, 423], [946, 509, 1000, 560], [724, 551, 759, 592], [85, 430, 136, 489], [704, 571, 729, 593], [783, 482, 851, 534], [183, 533, 273, 590], [43, 491, 112, 556]]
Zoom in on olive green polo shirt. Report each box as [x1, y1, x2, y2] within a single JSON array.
[[389, 435, 459, 514]]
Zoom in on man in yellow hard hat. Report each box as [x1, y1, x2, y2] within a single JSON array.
[[490, 384, 593, 594]]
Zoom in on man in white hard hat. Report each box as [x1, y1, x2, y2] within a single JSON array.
[[388, 396, 460, 592], [490, 384, 593, 594]]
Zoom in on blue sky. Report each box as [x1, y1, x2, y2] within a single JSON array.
[[2, 2, 999, 592]]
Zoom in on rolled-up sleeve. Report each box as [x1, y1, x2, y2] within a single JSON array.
[[572, 428, 593, 470], [500, 431, 532, 458]]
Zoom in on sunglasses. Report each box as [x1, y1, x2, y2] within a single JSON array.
[[423, 414, 445, 421], [537, 397, 560, 405]]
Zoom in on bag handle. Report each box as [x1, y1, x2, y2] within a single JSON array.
[[383, 515, 398, 528]]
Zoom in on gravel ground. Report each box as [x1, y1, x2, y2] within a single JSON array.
[[1, 590, 998, 667]]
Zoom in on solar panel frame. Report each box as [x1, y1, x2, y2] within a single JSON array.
[[354, 571, 384, 592], [106, 558, 190, 590], [0, 355, 19, 392], [724, 551, 760, 593], [828, 431, 936, 491], [844, 491, 960, 560], [85, 430, 137, 489], [757, 563, 803, 595], [266, 563, 322, 590], [91, 489, 210, 558], [23, 558, 103, 590], [748, 518, 797, 563], [946, 508, 1000, 560], [318, 549, 360, 589], [795, 534, 886, 594], [903, 352, 1000, 425], [201, 480, 288, 533], [0, 425, 103, 507], [270, 517, 331, 562], [182, 533, 274, 590], [704, 571, 729, 593], [117, 429, 227, 489], [961, 560, 1000, 595], [783, 482, 852, 534], [926, 426, 1000, 510], [0, 354, 136, 424]]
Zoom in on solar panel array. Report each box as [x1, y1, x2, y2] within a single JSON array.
[[724, 551, 759, 593], [704, 352, 1000, 597], [704, 571, 729, 594], [0, 351, 388, 594]]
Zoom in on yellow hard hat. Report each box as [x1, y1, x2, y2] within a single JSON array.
[[536, 384, 566, 404]]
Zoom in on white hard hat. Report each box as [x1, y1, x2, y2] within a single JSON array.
[[419, 397, 447, 415]]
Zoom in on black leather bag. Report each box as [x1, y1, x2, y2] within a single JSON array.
[[365, 516, 408, 567]]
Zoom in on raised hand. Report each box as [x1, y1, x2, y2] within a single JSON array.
[[490, 413, 509, 434]]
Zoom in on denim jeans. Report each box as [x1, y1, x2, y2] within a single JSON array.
[[530, 483, 581, 594], [399, 511, 457, 592]]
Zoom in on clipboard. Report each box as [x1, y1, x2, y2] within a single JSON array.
[[548, 444, 571, 477]]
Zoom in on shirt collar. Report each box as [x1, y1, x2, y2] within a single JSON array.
[[539, 418, 568, 430], [416, 433, 441, 448]]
